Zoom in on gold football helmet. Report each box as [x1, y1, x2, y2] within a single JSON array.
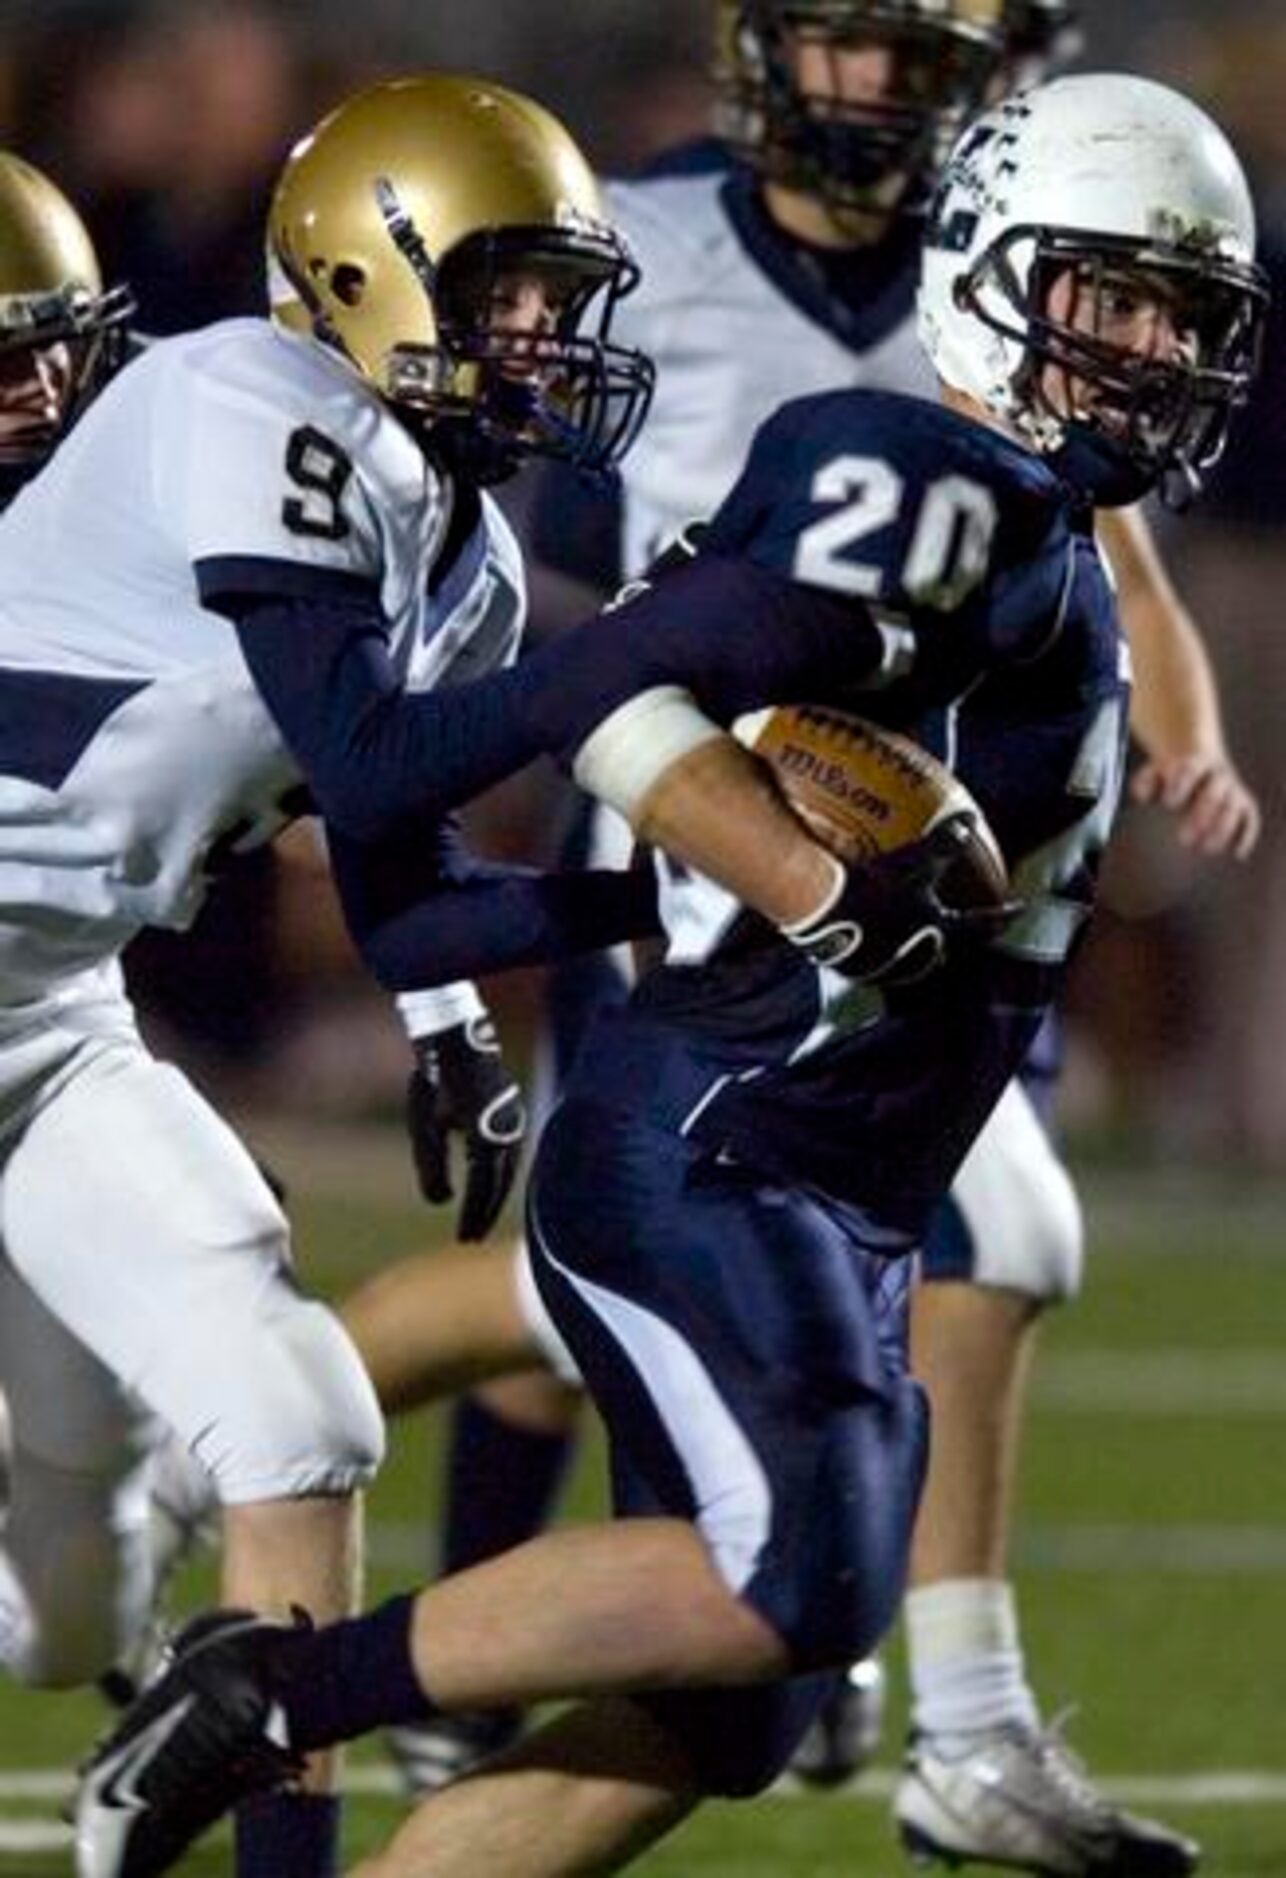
[[713, 1, 1005, 219], [267, 72, 654, 481], [0, 152, 133, 467]]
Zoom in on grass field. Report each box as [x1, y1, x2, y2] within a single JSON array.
[[3, 1118, 1284, 1875]]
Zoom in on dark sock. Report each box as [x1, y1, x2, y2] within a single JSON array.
[[441, 1395, 576, 1574], [234, 1790, 340, 1878], [274, 1594, 436, 1753]]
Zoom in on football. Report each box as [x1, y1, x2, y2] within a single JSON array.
[[732, 703, 1010, 908]]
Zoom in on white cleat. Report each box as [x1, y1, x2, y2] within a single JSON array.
[[895, 1722, 1200, 1877], [790, 1656, 887, 1788], [385, 1706, 523, 1797]]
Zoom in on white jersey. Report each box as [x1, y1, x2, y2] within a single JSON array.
[[0, 318, 524, 1000], [605, 149, 936, 576]]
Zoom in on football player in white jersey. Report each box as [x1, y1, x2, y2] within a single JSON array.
[[0, 72, 654, 1878], [0, 144, 137, 1652], [350, 5, 1256, 1870]]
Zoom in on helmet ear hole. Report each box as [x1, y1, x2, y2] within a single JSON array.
[[331, 264, 366, 308]]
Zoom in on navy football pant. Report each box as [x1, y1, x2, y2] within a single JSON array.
[[527, 1099, 929, 1795]]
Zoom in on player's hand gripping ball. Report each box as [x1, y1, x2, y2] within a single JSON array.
[[735, 704, 1013, 982]]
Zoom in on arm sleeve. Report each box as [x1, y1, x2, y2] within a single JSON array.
[[228, 587, 553, 842], [224, 551, 887, 840], [327, 817, 659, 990]]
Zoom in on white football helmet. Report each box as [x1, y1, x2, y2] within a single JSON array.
[[917, 73, 1268, 504]]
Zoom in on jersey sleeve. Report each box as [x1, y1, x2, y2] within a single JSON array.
[[164, 340, 386, 606]]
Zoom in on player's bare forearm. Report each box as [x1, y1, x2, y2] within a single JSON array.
[[633, 735, 838, 928], [1099, 505, 1260, 858], [1099, 505, 1224, 762]]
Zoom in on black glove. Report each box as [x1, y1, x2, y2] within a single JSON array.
[[406, 1013, 526, 1240], [783, 813, 1015, 988]]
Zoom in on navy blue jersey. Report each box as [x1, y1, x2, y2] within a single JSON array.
[[561, 389, 1128, 1234]]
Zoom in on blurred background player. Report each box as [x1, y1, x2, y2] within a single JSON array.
[[74, 70, 1269, 1878], [0, 71, 659, 1878], [360, 6, 1256, 1873], [0, 142, 136, 1627], [0, 152, 133, 494]]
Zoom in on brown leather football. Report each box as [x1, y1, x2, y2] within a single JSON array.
[[733, 703, 1010, 908]]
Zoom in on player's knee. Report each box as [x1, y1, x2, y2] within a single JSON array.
[[737, 1513, 906, 1678], [987, 1156, 1084, 1302], [748, 1379, 929, 1675], [184, 1298, 385, 1503], [779, 1575, 898, 1674], [1034, 1158, 1085, 1299], [925, 1156, 1084, 1304]]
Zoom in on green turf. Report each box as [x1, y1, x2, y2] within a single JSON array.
[[3, 1129, 1284, 1873]]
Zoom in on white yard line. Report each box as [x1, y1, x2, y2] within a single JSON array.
[[1035, 1350, 1286, 1415], [363, 1516, 1286, 1579], [5, 1764, 1286, 1811], [1016, 1522, 1286, 1572], [0, 1821, 71, 1852]]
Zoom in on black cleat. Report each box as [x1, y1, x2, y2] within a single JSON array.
[[75, 1609, 306, 1878]]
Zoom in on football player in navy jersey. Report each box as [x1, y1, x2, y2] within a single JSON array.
[[360, 2, 1261, 1864], [74, 72, 1267, 1878]]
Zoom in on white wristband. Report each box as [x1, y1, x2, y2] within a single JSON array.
[[396, 980, 486, 1041], [572, 686, 724, 820]]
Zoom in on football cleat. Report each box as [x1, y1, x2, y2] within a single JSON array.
[[385, 1704, 524, 1796], [790, 1656, 887, 1789], [75, 1609, 305, 1878], [895, 1721, 1201, 1876]]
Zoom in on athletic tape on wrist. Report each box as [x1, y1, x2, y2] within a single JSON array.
[[396, 980, 487, 1040], [572, 686, 725, 820]]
